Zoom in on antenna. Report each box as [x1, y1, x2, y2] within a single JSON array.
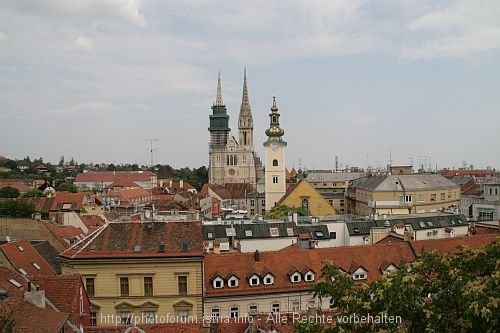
[[142, 139, 159, 167]]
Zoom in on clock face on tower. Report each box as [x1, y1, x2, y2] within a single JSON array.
[[229, 168, 235, 175]]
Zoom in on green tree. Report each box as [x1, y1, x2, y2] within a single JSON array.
[[300, 241, 500, 333], [22, 189, 46, 198], [265, 205, 309, 219], [0, 307, 16, 333], [56, 182, 77, 193], [0, 186, 20, 198], [0, 200, 35, 217]]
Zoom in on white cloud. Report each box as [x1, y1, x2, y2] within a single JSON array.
[[402, 0, 500, 60], [47, 100, 120, 117], [73, 36, 94, 52]]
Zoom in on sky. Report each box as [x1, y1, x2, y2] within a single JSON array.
[[1, 0, 499, 171]]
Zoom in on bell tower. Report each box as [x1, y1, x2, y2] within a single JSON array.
[[263, 97, 287, 211]]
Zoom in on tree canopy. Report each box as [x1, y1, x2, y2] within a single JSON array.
[[299, 241, 500, 333], [0, 200, 35, 217], [0, 186, 20, 198]]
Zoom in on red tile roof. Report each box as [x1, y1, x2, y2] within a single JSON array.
[[60, 221, 204, 259], [411, 234, 498, 255], [225, 183, 255, 199], [105, 178, 139, 189], [50, 191, 85, 211], [0, 267, 68, 333], [0, 240, 56, 277], [441, 169, 499, 178], [76, 171, 154, 183], [42, 222, 86, 247], [204, 242, 417, 297], [31, 274, 91, 327], [81, 215, 107, 233]]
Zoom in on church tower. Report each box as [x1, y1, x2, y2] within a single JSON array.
[[263, 97, 287, 211], [208, 72, 230, 184], [238, 68, 253, 149]]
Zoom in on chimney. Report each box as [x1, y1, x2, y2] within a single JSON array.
[[254, 250, 260, 262], [169, 179, 173, 188], [180, 179, 184, 189]]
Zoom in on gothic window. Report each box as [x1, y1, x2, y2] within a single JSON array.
[[302, 199, 309, 210], [226, 155, 230, 165], [234, 156, 237, 165], [230, 155, 234, 166], [273, 159, 278, 166]]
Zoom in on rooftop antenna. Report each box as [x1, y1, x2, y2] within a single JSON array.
[[142, 138, 159, 168]]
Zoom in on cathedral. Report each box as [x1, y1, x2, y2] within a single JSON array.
[[208, 69, 264, 187]]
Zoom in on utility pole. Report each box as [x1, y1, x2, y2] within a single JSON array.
[[142, 139, 159, 168]]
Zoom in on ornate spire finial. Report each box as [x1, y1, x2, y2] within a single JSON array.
[[240, 67, 250, 112], [215, 71, 224, 106]]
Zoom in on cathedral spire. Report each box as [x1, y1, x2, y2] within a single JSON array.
[[240, 67, 251, 114], [215, 71, 224, 106]]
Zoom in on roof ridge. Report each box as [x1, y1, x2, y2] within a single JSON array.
[[62, 223, 109, 258]]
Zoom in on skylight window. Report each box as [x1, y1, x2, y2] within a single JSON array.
[[245, 230, 253, 237], [427, 221, 434, 227], [269, 228, 279, 237], [419, 222, 426, 228], [315, 231, 324, 238], [18, 268, 28, 275], [32, 263, 41, 270], [9, 279, 22, 288], [17, 246, 24, 252], [207, 232, 213, 238], [286, 228, 294, 236]]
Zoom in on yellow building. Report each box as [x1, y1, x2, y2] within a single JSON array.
[[59, 221, 204, 327], [278, 179, 337, 216], [346, 174, 461, 216]]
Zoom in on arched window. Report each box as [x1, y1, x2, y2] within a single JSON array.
[[226, 155, 229, 165], [230, 155, 234, 166], [272, 115, 277, 123], [272, 159, 278, 166], [234, 155, 237, 165], [302, 198, 309, 210]]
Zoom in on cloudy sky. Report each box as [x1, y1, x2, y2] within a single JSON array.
[[1, 0, 499, 171]]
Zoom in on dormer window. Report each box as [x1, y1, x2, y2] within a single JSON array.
[[213, 276, 224, 289], [263, 273, 274, 285], [352, 267, 368, 281], [228, 276, 239, 288], [304, 271, 315, 282], [290, 272, 301, 283], [249, 274, 260, 286]]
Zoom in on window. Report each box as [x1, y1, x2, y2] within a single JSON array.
[[353, 273, 366, 280], [302, 198, 309, 210], [418, 193, 424, 202], [272, 176, 278, 184], [228, 277, 238, 288], [90, 311, 97, 326], [245, 230, 253, 237], [8, 279, 22, 288], [32, 263, 41, 270], [144, 277, 153, 296], [86, 278, 95, 297], [17, 246, 24, 252], [440, 193, 445, 201], [263, 274, 274, 285], [211, 308, 220, 318], [230, 306, 239, 318], [178, 276, 187, 295], [261, 200, 265, 206], [404, 195, 412, 203], [250, 199, 255, 207], [177, 310, 188, 322], [120, 277, 129, 296], [330, 232, 337, 239], [269, 227, 279, 237], [249, 275, 260, 286], [250, 209, 255, 215], [143, 311, 156, 324], [286, 228, 294, 236], [291, 301, 300, 312], [249, 304, 258, 314], [430, 193, 436, 201], [328, 199, 333, 206], [291, 273, 301, 283], [119, 311, 131, 324], [213, 277, 224, 289], [272, 159, 278, 166], [304, 272, 315, 282], [271, 303, 280, 313], [207, 232, 213, 238]]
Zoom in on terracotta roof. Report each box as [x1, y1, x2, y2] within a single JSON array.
[[60, 221, 204, 259], [42, 222, 86, 246], [0, 183, 32, 193], [105, 178, 139, 189], [50, 191, 85, 211], [441, 169, 498, 178], [0, 267, 69, 333], [118, 188, 152, 201], [411, 234, 498, 255], [82, 321, 254, 333], [81, 215, 106, 233], [204, 242, 417, 297], [0, 239, 56, 277], [76, 171, 154, 183], [19, 196, 54, 213], [31, 274, 90, 327], [225, 183, 254, 199], [208, 184, 233, 200]]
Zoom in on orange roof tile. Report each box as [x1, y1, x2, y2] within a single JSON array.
[[0, 240, 56, 277], [76, 171, 155, 183], [50, 191, 85, 211], [411, 234, 498, 255]]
